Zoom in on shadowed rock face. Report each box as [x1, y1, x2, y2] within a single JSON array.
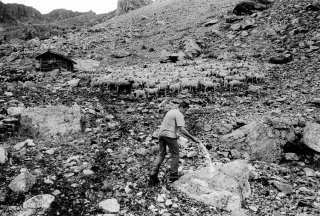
[[116, 0, 153, 15], [219, 116, 297, 163]]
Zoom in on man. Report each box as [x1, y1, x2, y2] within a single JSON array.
[[150, 101, 200, 185]]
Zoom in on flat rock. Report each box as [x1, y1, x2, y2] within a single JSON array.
[[9, 170, 36, 193], [172, 160, 250, 213], [23, 194, 55, 209]]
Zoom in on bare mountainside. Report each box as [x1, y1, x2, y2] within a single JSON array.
[[90, 0, 246, 65], [1, 0, 320, 215]]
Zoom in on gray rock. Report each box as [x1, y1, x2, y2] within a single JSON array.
[[220, 117, 296, 163], [99, 198, 120, 213], [23, 194, 55, 209], [9, 170, 36, 193], [66, 79, 80, 87], [184, 39, 202, 58], [303, 122, 320, 153], [0, 146, 8, 164], [20, 104, 81, 140], [16, 209, 36, 216], [271, 181, 293, 195], [303, 168, 316, 177], [284, 153, 299, 161], [172, 160, 250, 213], [14, 141, 27, 151], [7, 107, 25, 117], [136, 147, 148, 156]]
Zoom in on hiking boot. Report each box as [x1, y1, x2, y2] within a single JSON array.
[[149, 174, 160, 186]]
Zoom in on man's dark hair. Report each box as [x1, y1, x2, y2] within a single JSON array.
[[179, 101, 189, 109]]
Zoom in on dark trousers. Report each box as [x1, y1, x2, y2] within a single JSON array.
[[151, 135, 179, 176]]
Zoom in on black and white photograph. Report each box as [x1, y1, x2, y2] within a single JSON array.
[[0, 0, 320, 215]]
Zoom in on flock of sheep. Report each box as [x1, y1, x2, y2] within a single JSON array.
[[89, 61, 266, 98]]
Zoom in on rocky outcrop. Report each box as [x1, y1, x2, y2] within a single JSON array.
[[19, 104, 82, 140], [220, 116, 297, 163], [172, 160, 250, 213], [116, 0, 153, 15]]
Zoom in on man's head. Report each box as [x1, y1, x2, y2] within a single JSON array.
[[178, 101, 190, 114]]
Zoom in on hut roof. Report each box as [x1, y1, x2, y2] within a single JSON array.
[[35, 50, 77, 64]]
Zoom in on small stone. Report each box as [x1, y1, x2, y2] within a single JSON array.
[[203, 124, 212, 132], [165, 199, 173, 206], [14, 141, 27, 151], [187, 151, 197, 158], [0, 147, 8, 164], [44, 179, 54, 184], [304, 168, 316, 177], [272, 181, 293, 195], [4, 92, 14, 97], [64, 173, 74, 178], [45, 149, 55, 155], [83, 169, 94, 175], [136, 148, 148, 156], [99, 198, 120, 213], [249, 205, 258, 212], [156, 194, 166, 203], [23, 194, 55, 209], [26, 139, 35, 147], [284, 153, 299, 161], [52, 190, 61, 196]]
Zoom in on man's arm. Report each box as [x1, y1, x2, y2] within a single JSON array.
[[178, 126, 200, 143]]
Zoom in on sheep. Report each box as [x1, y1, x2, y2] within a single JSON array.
[[144, 88, 159, 98], [132, 89, 146, 98], [228, 80, 243, 92], [255, 74, 266, 84], [157, 81, 170, 96], [116, 78, 134, 94], [181, 80, 199, 92], [170, 83, 181, 94], [202, 81, 220, 92], [145, 79, 157, 88]]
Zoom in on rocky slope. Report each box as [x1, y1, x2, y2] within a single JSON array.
[[0, 0, 320, 215]]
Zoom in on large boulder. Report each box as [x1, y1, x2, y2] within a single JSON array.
[[172, 160, 250, 213], [303, 122, 320, 153], [220, 116, 297, 163], [9, 170, 36, 193], [20, 104, 82, 140]]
